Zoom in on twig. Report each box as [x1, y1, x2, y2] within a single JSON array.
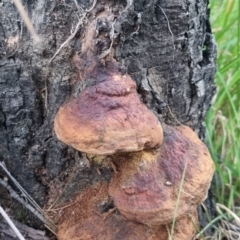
[[167, 105, 183, 126], [99, 0, 134, 59], [132, 13, 142, 35], [48, 0, 97, 64], [0, 206, 25, 240], [13, 0, 40, 43], [48, 17, 85, 64], [0, 178, 57, 233], [157, 5, 175, 50], [0, 162, 42, 216], [0, 162, 57, 233], [155, 5, 176, 108], [86, 0, 97, 12], [43, 0, 98, 111], [47, 169, 78, 211], [98, 19, 116, 59], [73, 0, 84, 14]]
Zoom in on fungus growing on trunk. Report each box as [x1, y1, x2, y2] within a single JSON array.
[[54, 5, 214, 239], [54, 46, 214, 240], [54, 7, 164, 155], [108, 125, 215, 226], [54, 66, 163, 155]]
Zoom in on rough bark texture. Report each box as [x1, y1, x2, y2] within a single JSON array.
[[0, 0, 216, 238]]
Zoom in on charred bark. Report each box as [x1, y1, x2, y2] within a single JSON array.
[[0, 0, 216, 238]]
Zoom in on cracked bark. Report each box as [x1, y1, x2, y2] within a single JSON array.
[[0, 0, 216, 238]]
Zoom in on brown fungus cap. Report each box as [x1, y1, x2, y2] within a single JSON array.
[[54, 72, 163, 155], [109, 125, 215, 226]]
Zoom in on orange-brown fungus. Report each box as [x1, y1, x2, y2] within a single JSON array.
[[54, 68, 163, 155], [108, 125, 215, 226]]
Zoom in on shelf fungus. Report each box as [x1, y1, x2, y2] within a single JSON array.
[[54, 6, 214, 239], [109, 125, 215, 227], [54, 62, 214, 239], [54, 66, 163, 155], [57, 124, 214, 240]]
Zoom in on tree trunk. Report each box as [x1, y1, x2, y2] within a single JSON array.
[[0, 0, 216, 239]]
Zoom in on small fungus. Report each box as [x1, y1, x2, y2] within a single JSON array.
[[54, 66, 163, 155], [108, 125, 215, 226]]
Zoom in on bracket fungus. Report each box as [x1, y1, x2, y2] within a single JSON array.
[[54, 63, 214, 240], [54, 8, 163, 155], [109, 125, 215, 226], [54, 66, 163, 155], [54, 66, 215, 240], [55, 5, 214, 239], [54, 54, 214, 240]]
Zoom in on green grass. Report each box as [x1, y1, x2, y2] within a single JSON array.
[[206, 0, 240, 209]]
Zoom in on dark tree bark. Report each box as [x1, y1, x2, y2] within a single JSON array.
[[0, 218, 50, 240], [0, 0, 216, 239]]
